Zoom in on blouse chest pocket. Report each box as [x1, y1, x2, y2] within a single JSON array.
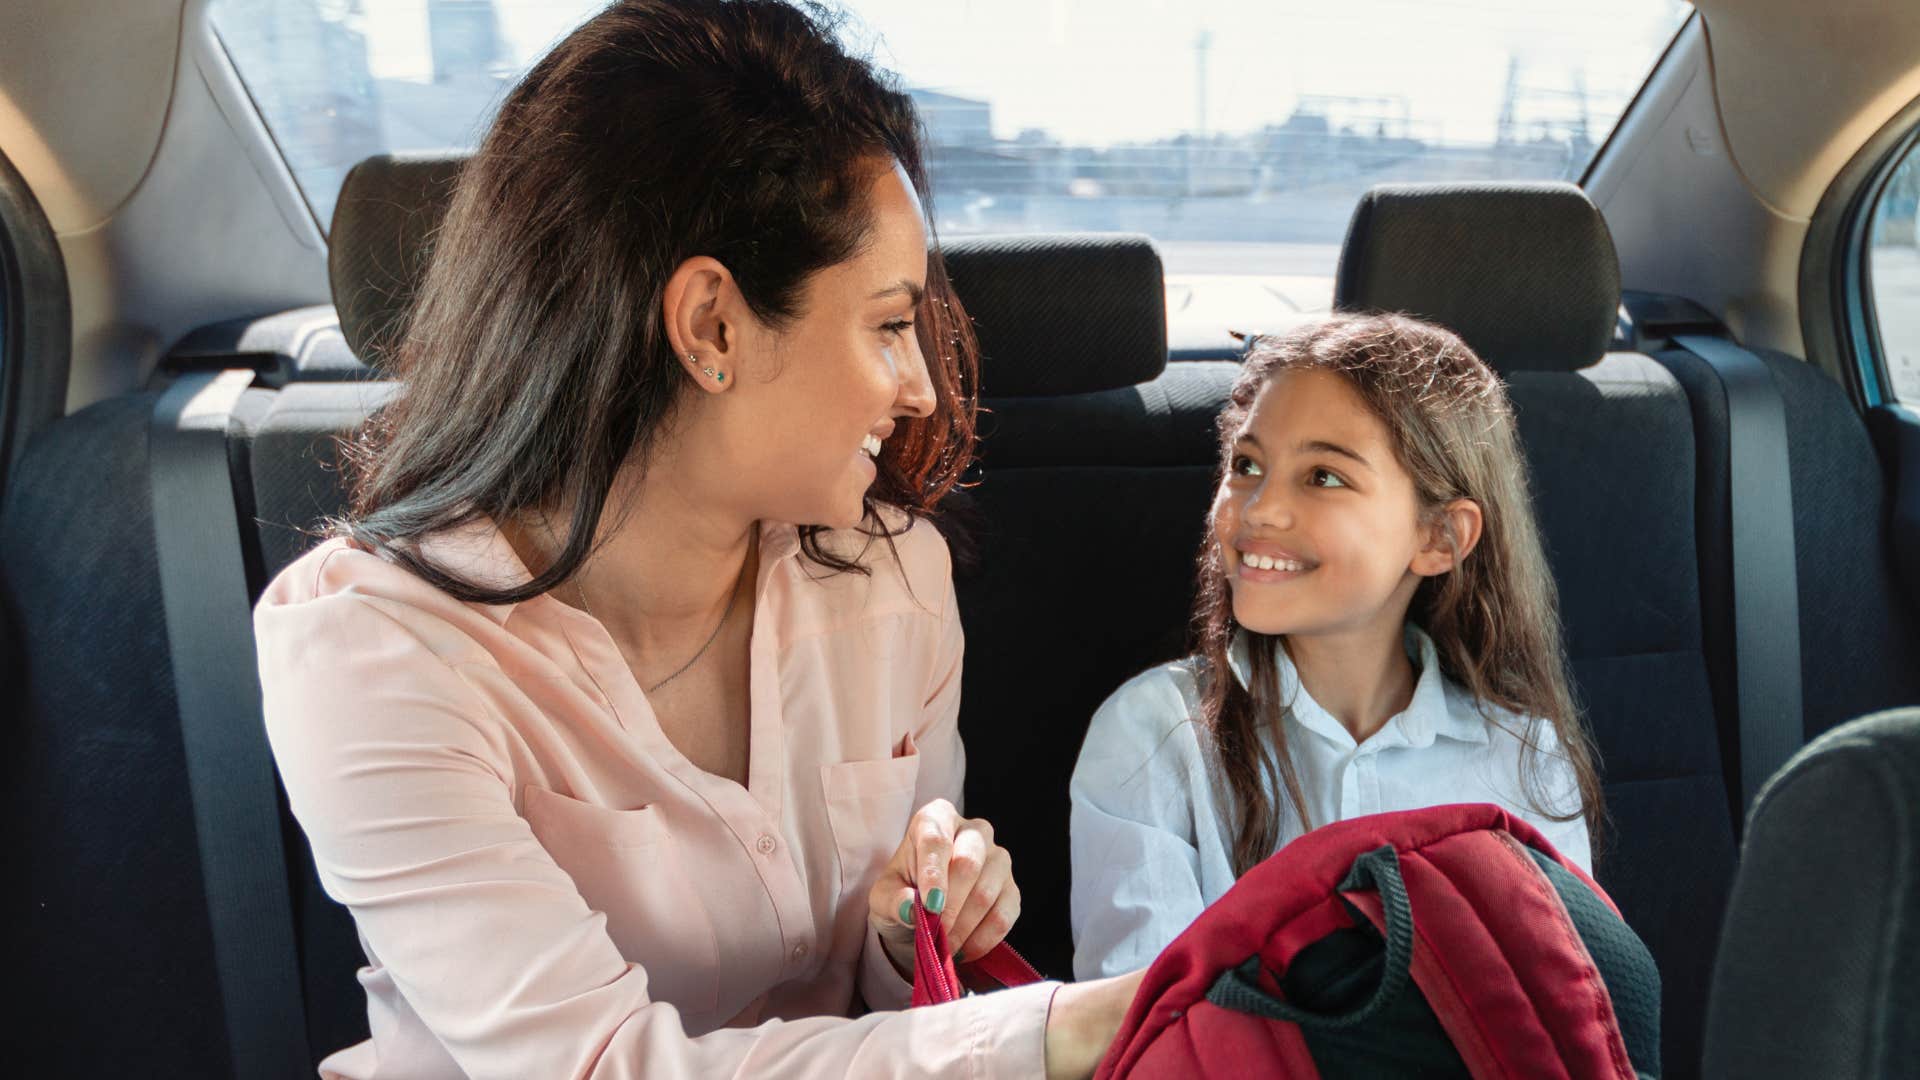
[[521, 785, 720, 1015], [820, 749, 922, 915]]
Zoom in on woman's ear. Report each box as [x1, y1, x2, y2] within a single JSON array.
[[1410, 498, 1485, 577], [662, 255, 740, 394]]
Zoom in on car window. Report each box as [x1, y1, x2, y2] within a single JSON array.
[[211, 0, 1690, 329], [1868, 139, 1920, 402]]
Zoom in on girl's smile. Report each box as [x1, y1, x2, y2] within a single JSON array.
[[1212, 368, 1430, 641], [1231, 543, 1317, 582]]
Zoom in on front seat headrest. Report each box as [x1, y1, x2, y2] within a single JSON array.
[[1333, 181, 1620, 373], [326, 155, 1169, 395], [328, 153, 464, 369], [942, 233, 1167, 397]]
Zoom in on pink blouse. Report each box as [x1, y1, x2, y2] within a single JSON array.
[[254, 514, 1057, 1079]]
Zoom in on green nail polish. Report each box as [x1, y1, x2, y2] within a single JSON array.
[[899, 900, 913, 925], [926, 887, 946, 914]]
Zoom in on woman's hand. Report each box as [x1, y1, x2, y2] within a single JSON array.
[[1043, 968, 1149, 1080], [867, 798, 1021, 976]]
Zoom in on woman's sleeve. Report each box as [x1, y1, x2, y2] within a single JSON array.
[[258, 589, 1054, 1080], [1068, 672, 1209, 982]]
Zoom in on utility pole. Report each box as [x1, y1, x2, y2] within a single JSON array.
[[1195, 30, 1212, 137], [1496, 53, 1520, 148], [1190, 29, 1212, 198]]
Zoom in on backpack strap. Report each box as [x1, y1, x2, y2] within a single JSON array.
[[1381, 830, 1649, 1079], [1205, 845, 1413, 1028]]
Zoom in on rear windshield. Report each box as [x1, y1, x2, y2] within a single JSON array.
[[213, 0, 1691, 319]]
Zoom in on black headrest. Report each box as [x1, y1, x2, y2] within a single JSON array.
[[326, 155, 1167, 393], [1333, 182, 1620, 373], [328, 153, 464, 369], [943, 233, 1166, 397]]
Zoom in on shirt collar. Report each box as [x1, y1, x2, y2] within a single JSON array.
[[411, 513, 804, 627], [1227, 624, 1490, 751]]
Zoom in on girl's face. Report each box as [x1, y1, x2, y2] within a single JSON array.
[[704, 161, 938, 530], [1211, 368, 1439, 640]]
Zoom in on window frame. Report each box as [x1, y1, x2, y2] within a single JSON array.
[[1805, 94, 1920, 410], [0, 145, 72, 501]]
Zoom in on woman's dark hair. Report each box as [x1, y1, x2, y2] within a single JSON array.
[[333, 0, 978, 600], [1194, 314, 1605, 877]]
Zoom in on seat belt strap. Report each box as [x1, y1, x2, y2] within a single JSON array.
[[149, 370, 311, 1077], [1673, 336, 1804, 815]]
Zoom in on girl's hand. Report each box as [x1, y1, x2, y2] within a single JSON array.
[[867, 798, 1021, 976]]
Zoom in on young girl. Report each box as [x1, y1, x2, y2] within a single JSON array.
[[1069, 313, 1602, 980]]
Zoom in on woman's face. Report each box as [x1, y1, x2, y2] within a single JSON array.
[[1211, 369, 1430, 639], [714, 161, 936, 531]]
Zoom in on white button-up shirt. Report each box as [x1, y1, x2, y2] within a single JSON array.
[[1069, 626, 1591, 980]]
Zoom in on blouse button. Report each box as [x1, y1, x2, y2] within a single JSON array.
[[792, 943, 809, 962], [756, 834, 777, 855]]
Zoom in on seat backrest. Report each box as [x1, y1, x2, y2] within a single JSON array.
[[1703, 706, 1920, 1079], [939, 232, 1237, 979], [1652, 344, 1920, 744], [1335, 180, 1739, 1079], [4, 389, 240, 1076], [0, 158, 461, 1075]]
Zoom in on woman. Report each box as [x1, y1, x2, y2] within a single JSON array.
[[255, 2, 1143, 1077]]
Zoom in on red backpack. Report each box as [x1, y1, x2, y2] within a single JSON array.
[[1094, 804, 1661, 1079]]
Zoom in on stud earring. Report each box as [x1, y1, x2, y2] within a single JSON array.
[[693, 355, 725, 384]]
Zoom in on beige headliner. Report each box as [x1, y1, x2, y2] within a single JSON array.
[[2, 1, 185, 234], [1698, 0, 1920, 223]]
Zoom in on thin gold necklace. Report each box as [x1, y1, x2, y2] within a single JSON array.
[[562, 531, 753, 695]]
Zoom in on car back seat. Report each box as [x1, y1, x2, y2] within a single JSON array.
[[13, 155, 1914, 1078], [6, 385, 224, 1074]]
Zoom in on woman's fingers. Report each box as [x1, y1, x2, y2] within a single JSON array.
[[950, 846, 1014, 954], [869, 799, 960, 935], [867, 800, 1022, 966], [940, 816, 992, 932], [956, 877, 1021, 963], [868, 827, 921, 934], [909, 798, 962, 915]]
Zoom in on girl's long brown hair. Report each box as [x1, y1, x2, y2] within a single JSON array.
[[1194, 313, 1604, 876]]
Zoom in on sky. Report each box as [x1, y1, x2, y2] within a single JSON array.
[[357, 0, 1692, 148]]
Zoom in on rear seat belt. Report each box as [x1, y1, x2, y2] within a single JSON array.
[[150, 369, 312, 1077], [1671, 336, 1803, 816]]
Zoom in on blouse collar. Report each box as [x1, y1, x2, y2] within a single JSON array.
[[1225, 624, 1490, 751]]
